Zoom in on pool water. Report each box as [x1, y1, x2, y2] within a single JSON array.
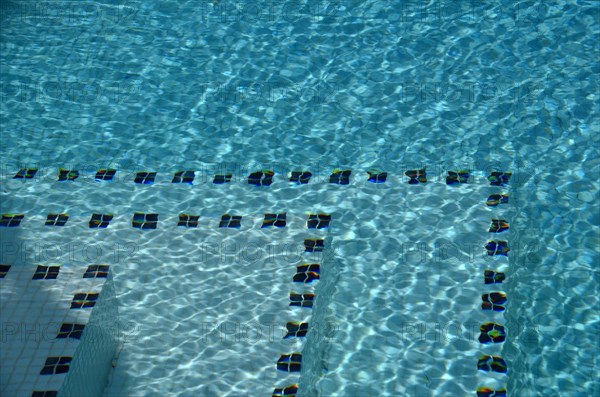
[[0, 1, 598, 396]]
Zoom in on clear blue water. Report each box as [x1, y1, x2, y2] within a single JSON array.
[[0, 1, 598, 396]]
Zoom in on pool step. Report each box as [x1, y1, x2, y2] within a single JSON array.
[[273, 215, 330, 396], [0, 264, 117, 397]]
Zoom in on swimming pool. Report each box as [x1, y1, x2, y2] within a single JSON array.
[[0, 1, 598, 396]]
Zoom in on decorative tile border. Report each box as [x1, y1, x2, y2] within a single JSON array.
[[477, 172, 511, 395], [5, 167, 519, 187]]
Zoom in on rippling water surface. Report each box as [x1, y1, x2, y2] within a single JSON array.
[[0, 1, 598, 396]]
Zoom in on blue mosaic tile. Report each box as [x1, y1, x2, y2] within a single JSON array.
[[485, 241, 509, 256], [32, 266, 60, 280], [486, 194, 509, 206], [58, 168, 79, 181], [13, 168, 37, 179], [89, 214, 113, 228], [405, 169, 426, 184], [0, 214, 24, 227], [95, 169, 116, 181], [56, 323, 85, 340], [172, 170, 195, 184], [262, 213, 286, 228], [277, 353, 302, 372], [482, 292, 507, 312], [477, 387, 507, 397], [83, 265, 109, 278], [134, 172, 156, 184], [489, 219, 509, 233], [132, 213, 158, 229], [45, 214, 68, 226], [477, 355, 508, 373], [220, 214, 242, 228], [0, 265, 11, 278], [178, 214, 199, 227], [488, 172, 511, 186], [40, 357, 71, 375], [304, 238, 324, 252], [70, 293, 99, 309], [307, 214, 331, 229], [283, 322, 308, 339], [329, 169, 351, 185], [213, 174, 232, 184], [293, 264, 320, 283], [248, 170, 274, 186], [479, 323, 506, 344], [289, 171, 311, 184], [367, 170, 387, 183], [484, 270, 505, 284], [289, 293, 314, 308], [446, 170, 469, 185], [31, 391, 58, 397], [272, 384, 298, 397]]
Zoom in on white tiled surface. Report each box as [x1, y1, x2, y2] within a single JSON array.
[[0, 259, 107, 397], [59, 272, 119, 397]]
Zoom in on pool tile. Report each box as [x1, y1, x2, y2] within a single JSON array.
[[88, 214, 113, 228], [248, 170, 274, 186], [56, 323, 85, 340], [219, 214, 242, 228], [479, 322, 506, 344], [476, 387, 507, 397], [132, 213, 159, 229], [39, 357, 72, 375], [329, 169, 351, 185], [367, 170, 387, 183], [45, 214, 69, 226], [484, 270, 505, 284], [32, 266, 60, 280], [272, 384, 298, 397], [405, 169, 427, 184], [283, 322, 308, 339], [485, 241, 509, 256], [276, 353, 302, 372], [481, 292, 507, 312], [307, 214, 331, 229], [293, 264, 320, 283], [289, 171, 311, 184], [31, 392, 58, 397], [486, 194, 509, 206], [13, 168, 38, 179], [213, 174, 232, 184], [83, 265, 109, 278], [57, 168, 79, 181], [489, 219, 509, 233], [95, 169, 116, 181], [0, 214, 24, 227], [70, 293, 99, 309], [477, 355, 508, 373], [304, 239, 324, 252], [446, 170, 469, 185], [178, 214, 200, 227], [262, 213, 286, 228], [0, 265, 11, 278], [134, 172, 156, 184], [488, 172, 512, 186], [289, 293, 314, 308], [172, 170, 195, 184]]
